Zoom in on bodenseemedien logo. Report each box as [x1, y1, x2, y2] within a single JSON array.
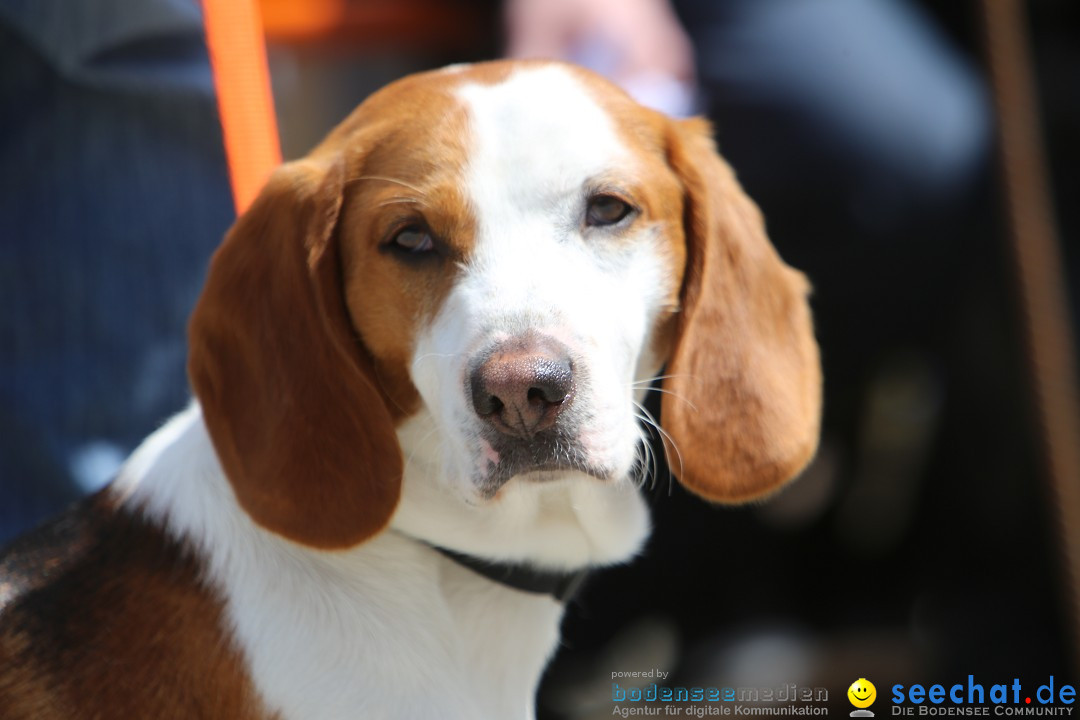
[[849, 678, 877, 717], [610, 680, 829, 716]]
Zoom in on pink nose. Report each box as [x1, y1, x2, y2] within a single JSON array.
[[469, 335, 574, 437]]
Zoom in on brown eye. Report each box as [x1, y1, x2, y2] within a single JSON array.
[[586, 195, 633, 227], [391, 225, 435, 254]]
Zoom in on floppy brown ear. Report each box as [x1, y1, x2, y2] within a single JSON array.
[[662, 118, 822, 503], [188, 158, 402, 549]]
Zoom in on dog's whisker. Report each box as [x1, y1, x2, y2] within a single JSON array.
[[635, 386, 697, 406], [626, 426, 645, 488], [634, 418, 662, 491], [350, 175, 427, 195], [629, 422, 659, 491], [628, 383, 698, 411], [403, 423, 444, 474], [630, 414, 656, 488], [411, 352, 464, 372], [377, 196, 422, 208], [370, 363, 413, 417], [633, 401, 683, 496], [629, 373, 688, 386]]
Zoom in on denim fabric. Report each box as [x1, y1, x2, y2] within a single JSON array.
[[0, 0, 233, 542]]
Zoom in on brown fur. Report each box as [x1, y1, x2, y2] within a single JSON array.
[[660, 117, 822, 501], [0, 493, 275, 719]]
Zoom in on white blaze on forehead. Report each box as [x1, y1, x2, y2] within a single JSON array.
[[451, 64, 653, 334], [456, 65, 634, 228]]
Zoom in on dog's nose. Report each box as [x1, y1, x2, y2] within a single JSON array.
[[470, 336, 573, 436]]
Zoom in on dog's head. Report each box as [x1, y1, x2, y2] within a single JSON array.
[[188, 61, 821, 552]]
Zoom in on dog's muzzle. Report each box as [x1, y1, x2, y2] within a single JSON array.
[[466, 333, 602, 492]]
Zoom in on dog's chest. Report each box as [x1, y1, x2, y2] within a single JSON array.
[[120, 407, 569, 720], [211, 531, 564, 720]]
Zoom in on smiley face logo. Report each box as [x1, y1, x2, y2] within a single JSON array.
[[848, 678, 877, 709]]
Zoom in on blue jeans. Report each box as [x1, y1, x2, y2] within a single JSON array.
[[0, 0, 233, 542]]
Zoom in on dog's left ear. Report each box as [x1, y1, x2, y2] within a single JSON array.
[[662, 117, 822, 503]]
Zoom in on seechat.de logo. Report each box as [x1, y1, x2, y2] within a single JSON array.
[[891, 675, 1076, 715]]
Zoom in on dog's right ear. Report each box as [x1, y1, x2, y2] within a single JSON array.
[[188, 159, 403, 549]]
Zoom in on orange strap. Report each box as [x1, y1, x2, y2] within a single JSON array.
[[202, 0, 282, 215]]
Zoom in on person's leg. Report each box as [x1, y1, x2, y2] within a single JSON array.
[[0, 0, 234, 542]]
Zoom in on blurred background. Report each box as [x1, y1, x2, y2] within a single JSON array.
[[1, 0, 1078, 716]]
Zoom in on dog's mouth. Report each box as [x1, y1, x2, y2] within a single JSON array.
[[473, 429, 614, 498]]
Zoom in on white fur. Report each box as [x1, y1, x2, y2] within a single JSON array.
[[111, 64, 680, 719]]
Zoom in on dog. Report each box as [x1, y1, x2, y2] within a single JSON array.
[[0, 60, 821, 719]]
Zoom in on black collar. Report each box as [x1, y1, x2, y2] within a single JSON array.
[[429, 544, 589, 603]]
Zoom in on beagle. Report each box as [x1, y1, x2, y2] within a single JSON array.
[[0, 60, 821, 719]]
